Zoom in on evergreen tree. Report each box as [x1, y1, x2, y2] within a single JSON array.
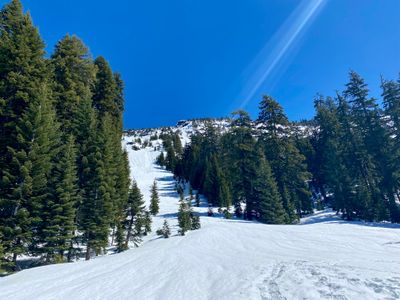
[[112, 149, 130, 243], [343, 72, 387, 220], [257, 96, 311, 221], [203, 154, 231, 207], [156, 152, 165, 166], [0, 0, 49, 269], [224, 111, 257, 211], [149, 180, 160, 215], [41, 134, 78, 262], [123, 181, 149, 248], [142, 211, 152, 236], [156, 220, 171, 238], [381, 79, 400, 221], [252, 150, 287, 224], [313, 96, 346, 211], [178, 200, 192, 236], [115, 222, 126, 252], [190, 214, 201, 230], [78, 111, 109, 259], [50, 35, 95, 135], [92, 56, 119, 119]]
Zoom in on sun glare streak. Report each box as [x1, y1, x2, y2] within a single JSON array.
[[239, 0, 326, 109]]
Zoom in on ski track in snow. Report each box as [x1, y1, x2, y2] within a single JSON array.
[[1, 135, 400, 300]]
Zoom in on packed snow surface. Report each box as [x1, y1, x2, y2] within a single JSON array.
[[1, 135, 400, 299]]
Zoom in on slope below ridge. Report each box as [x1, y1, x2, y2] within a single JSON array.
[[1, 138, 400, 299]]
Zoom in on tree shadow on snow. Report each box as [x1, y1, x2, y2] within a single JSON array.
[[301, 210, 400, 229], [156, 175, 175, 182], [158, 212, 178, 218]]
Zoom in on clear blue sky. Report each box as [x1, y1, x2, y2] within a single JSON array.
[[4, 0, 400, 128]]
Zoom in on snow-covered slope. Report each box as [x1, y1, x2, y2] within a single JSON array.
[[123, 118, 314, 148], [1, 135, 400, 300]]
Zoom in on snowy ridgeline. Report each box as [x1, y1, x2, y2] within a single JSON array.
[[1, 128, 400, 300], [122, 117, 315, 150]]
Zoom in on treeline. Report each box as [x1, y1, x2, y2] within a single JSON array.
[[0, 0, 140, 272], [160, 71, 400, 225]]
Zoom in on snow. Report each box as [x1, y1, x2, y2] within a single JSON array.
[[1, 134, 400, 299]]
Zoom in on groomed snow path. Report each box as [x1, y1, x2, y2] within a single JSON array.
[[1, 145, 400, 300]]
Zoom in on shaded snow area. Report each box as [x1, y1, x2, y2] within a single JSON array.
[[1, 136, 400, 300]]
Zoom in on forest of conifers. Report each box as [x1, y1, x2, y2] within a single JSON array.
[[0, 0, 138, 271], [159, 70, 400, 226]]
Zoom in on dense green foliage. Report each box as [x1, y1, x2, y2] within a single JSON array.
[[156, 220, 171, 238], [161, 104, 311, 223], [0, 0, 132, 270], [308, 71, 400, 222], [149, 181, 160, 215], [160, 72, 400, 225]]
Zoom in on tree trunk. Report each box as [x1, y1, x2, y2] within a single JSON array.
[[125, 215, 134, 248], [85, 244, 90, 260]]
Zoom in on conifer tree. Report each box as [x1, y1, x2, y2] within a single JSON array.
[[112, 149, 131, 242], [343, 72, 386, 220], [124, 181, 149, 248], [41, 135, 78, 262], [224, 111, 258, 216], [149, 180, 160, 215], [156, 220, 171, 238], [381, 79, 400, 221], [313, 96, 346, 211], [190, 214, 201, 230], [8, 83, 61, 262], [50, 35, 95, 135], [252, 150, 287, 224], [115, 222, 127, 253], [92, 56, 119, 119], [77, 111, 108, 260], [257, 96, 311, 221], [142, 211, 152, 236], [0, 0, 49, 269], [156, 152, 165, 166], [178, 200, 192, 236], [203, 155, 231, 207]]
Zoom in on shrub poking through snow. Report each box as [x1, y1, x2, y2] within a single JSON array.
[[156, 220, 171, 238]]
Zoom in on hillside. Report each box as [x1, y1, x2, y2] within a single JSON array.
[[1, 133, 399, 300]]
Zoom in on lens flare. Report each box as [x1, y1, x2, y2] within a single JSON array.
[[239, 0, 327, 109]]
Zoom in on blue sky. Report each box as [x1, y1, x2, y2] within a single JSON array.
[[5, 0, 400, 128]]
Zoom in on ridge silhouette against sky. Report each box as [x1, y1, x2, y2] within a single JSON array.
[[8, 0, 400, 128]]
